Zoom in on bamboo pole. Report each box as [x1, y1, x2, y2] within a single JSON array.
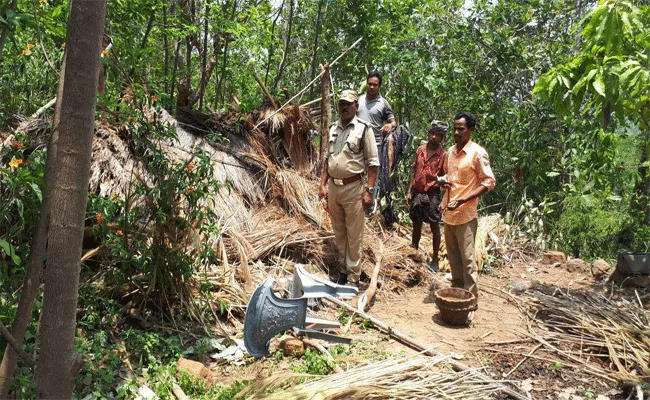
[[318, 64, 331, 165], [254, 37, 362, 129], [324, 296, 529, 400]]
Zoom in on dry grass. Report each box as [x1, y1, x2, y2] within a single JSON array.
[[525, 289, 650, 383], [237, 354, 503, 400]]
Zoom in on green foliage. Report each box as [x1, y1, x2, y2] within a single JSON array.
[[550, 361, 563, 370], [0, 134, 45, 277], [291, 348, 335, 376], [576, 385, 595, 400], [558, 193, 631, 259], [534, 1, 650, 130]]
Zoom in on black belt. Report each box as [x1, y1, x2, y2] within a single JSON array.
[[330, 174, 362, 186]]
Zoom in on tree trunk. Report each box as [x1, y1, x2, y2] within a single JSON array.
[[308, 0, 324, 100], [319, 65, 331, 165], [0, 50, 66, 400], [215, 0, 237, 105], [634, 130, 650, 225], [264, 0, 283, 85], [273, 0, 295, 91], [34, 1, 107, 398], [0, 0, 18, 73], [198, 2, 209, 111], [163, 3, 169, 94], [128, 10, 156, 79]]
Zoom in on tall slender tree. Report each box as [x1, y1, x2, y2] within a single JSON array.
[[34, 0, 107, 397]]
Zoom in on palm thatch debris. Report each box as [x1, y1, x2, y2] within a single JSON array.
[[237, 354, 504, 400], [524, 289, 650, 384]]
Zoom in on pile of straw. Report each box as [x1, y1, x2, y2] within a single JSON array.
[[238, 355, 503, 400], [526, 290, 650, 383]]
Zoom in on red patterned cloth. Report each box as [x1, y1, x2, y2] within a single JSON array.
[[412, 144, 446, 193]]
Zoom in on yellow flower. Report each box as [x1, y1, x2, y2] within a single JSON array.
[[27, 43, 35, 50], [116, 230, 124, 236], [8, 158, 23, 168], [96, 213, 105, 225], [21, 49, 31, 56]]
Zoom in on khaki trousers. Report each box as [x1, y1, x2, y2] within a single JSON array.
[[444, 218, 479, 299], [327, 179, 364, 282]]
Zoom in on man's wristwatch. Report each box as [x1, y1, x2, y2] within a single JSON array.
[[365, 187, 374, 195]]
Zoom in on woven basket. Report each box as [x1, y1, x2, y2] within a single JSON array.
[[434, 288, 477, 326]]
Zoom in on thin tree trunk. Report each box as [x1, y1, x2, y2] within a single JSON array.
[[308, 0, 324, 100], [215, 0, 237, 105], [198, 2, 209, 111], [170, 40, 181, 110], [163, 3, 169, 93], [0, 0, 18, 74], [0, 52, 66, 400], [319, 65, 330, 165], [34, 1, 107, 397], [264, 0, 283, 86], [273, 0, 295, 91], [128, 10, 156, 79]]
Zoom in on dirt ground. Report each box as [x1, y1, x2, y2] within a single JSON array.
[[209, 252, 649, 400]]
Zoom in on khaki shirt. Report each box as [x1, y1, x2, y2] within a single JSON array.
[[327, 116, 379, 179]]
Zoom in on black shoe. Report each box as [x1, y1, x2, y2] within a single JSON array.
[[428, 263, 439, 272]]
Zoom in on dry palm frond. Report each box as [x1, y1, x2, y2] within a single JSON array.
[[525, 289, 650, 383], [238, 355, 502, 400], [272, 169, 321, 224], [259, 107, 287, 135]]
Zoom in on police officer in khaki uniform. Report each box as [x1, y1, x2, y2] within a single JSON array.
[[318, 90, 379, 285]]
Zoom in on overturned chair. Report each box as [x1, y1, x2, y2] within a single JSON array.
[[244, 264, 358, 358]]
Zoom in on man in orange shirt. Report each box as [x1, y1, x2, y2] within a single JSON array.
[[441, 112, 496, 304], [406, 121, 447, 272]]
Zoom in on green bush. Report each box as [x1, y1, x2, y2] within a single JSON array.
[[86, 99, 221, 313], [558, 193, 631, 259]]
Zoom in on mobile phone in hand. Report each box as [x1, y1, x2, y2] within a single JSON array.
[[436, 177, 451, 187]]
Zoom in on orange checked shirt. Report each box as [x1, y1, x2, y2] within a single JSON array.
[[441, 140, 496, 226]]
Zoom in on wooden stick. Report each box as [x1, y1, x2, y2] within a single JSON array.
[[523, 332, 616, 382], [172, 383, 190, 400], [253, 73, 280, 109], [503, 343, 542, 378], [300, 93, 333, 108], [31, 97, 57, 119], [0, 320, 35, 367], [318, 64, 331, 165], [254, 37, 362, 129], [357, 242, 383, 311], [80, 245, 103, 262], [479, 347, 613, 380], [483, 338, 534, 345], [324, 296, 529, 400]]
